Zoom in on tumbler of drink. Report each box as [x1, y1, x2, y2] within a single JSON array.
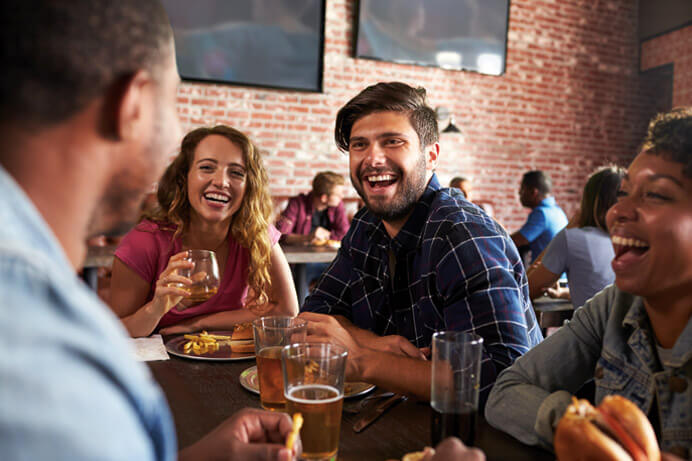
[[430, 331, 483, 447], [282, 342, 347, 461], [253, 316, 308, 411], [178, 249, 220, 303]]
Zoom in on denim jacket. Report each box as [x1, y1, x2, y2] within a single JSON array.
[[485, 285, 691, 457]]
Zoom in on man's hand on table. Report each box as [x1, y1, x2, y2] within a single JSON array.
[[178, 408, 300, 461], [298, 312, 365, 379], [370, 334, 427, 359]]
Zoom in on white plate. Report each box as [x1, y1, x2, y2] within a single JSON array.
[[165, 332, 255, 362], [239, 365, 375, 398]]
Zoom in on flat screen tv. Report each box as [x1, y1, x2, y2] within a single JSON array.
[[161, 0, 325, 91], [355, 0, 509, 76]]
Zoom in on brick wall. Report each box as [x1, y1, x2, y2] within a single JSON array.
[[175, 0, 653, 231], [640, 24, 692, 107]]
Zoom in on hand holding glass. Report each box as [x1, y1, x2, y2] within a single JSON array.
[[178, 249, 220, 304]]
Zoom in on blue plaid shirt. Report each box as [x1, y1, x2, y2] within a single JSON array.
[[303, 174, 543, 404]]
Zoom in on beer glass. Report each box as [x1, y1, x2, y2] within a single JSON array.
[[178, 250, 220, 303], [282, 343, 347, 461], [253, 317, 307, 411], [430, 331, 483, 446]]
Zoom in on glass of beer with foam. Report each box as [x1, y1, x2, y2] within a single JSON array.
[[252, 316, 307, 411], [282, 343, 347, 461]]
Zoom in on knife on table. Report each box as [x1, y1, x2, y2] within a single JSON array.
[[352, 393, 407, 433]]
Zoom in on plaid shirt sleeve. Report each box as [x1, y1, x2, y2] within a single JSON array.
[[435, 220, 538, 407]]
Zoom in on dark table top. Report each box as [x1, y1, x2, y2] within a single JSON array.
[[148, 346, 554, 461]]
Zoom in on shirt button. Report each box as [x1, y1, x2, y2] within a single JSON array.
[[669, 446, 688, 458], [668, 376, 688, 393], [594, 367, 604, 379]]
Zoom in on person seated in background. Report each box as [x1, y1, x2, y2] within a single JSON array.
[[486, 108, 692, 458], [276, 171, 349, 245], [300, 82, 542, 408], [0, 1, 298, 459], [276, 171, 350, 299], [449, 176, 473, 201], [528, 165, 625, 309], [511, 170, 568, 263], [110, 125, 298, 338]]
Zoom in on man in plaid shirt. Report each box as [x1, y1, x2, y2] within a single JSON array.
[[300, 82, 543, 408]]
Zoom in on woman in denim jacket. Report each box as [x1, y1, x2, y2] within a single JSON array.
[[486, 108, 692, 459]]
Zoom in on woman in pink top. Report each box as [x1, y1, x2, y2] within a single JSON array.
[[110, 125, 298, 337]]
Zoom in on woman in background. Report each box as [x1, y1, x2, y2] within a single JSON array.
[[527, 165, 625, 308], [110, 125, 298, 337]]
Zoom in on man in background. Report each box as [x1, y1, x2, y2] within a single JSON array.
[[277, 171, 349, 299], [0, 1, 295, 459], [277, 171, 349, 245], [510, 170, 568, 263], [450, 176, 473, 201]]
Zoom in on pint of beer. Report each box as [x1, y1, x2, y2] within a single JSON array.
[[253, 317, 307, 411], [282, 343, 347, 461]]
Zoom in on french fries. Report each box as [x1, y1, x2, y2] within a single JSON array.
[[182, 331, 231, 355], [286, 413, 303, 451]]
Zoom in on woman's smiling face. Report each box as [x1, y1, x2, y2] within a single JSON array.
[[186, 134, 247, 225], [606, 151, 692, 299]]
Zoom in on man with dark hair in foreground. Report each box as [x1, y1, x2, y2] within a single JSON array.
[[300, 82, 542, 408], [0, 1, 295, 460]]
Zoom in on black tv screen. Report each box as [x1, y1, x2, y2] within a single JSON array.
[[355, 0, 509, 76], [161, 0, 325, 91]]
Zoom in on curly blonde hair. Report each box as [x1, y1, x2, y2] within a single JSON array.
[[145, 125, 274, 312]]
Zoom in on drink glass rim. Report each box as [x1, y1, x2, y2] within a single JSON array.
[[252, 316, 308, 331], [185, 249, 216, 259], [281, 341, 348, 361], [432, 331, 483, 346]]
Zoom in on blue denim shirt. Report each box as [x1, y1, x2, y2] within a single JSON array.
[[0, 166, 176, 460], [486, 284, 692, 456]]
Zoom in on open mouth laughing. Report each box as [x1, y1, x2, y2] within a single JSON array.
[[203, 191, 230, 206], [611, 234, 650, 269], [363, 172, 398, 192]]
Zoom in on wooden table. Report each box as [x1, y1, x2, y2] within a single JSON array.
[[148, 351, 554, 461], [281, 244, 339, 301], [532, 297, 574, 334]]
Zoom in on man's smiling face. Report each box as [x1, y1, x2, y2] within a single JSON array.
[[348, 111, 436, 223]]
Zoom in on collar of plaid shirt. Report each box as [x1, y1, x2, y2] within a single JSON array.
[[364, 174, 441, 253]]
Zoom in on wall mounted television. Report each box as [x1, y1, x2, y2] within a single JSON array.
[[161, 0, 325, 92], [355, 0, 509, 76]]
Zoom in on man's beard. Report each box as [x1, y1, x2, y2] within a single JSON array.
[[352, 153, 428, 223], [88, 107, 167, 238]]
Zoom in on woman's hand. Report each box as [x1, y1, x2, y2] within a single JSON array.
[[152, 251, 193, 315]]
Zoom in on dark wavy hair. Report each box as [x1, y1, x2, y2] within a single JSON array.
[[145, 125, 274, 312], [641, 107, 692, 179], [334, 82, 439, 152], [577, 165, 626, 230]]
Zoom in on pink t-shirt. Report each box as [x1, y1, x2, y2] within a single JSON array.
[[114, 219, 281, 329]]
